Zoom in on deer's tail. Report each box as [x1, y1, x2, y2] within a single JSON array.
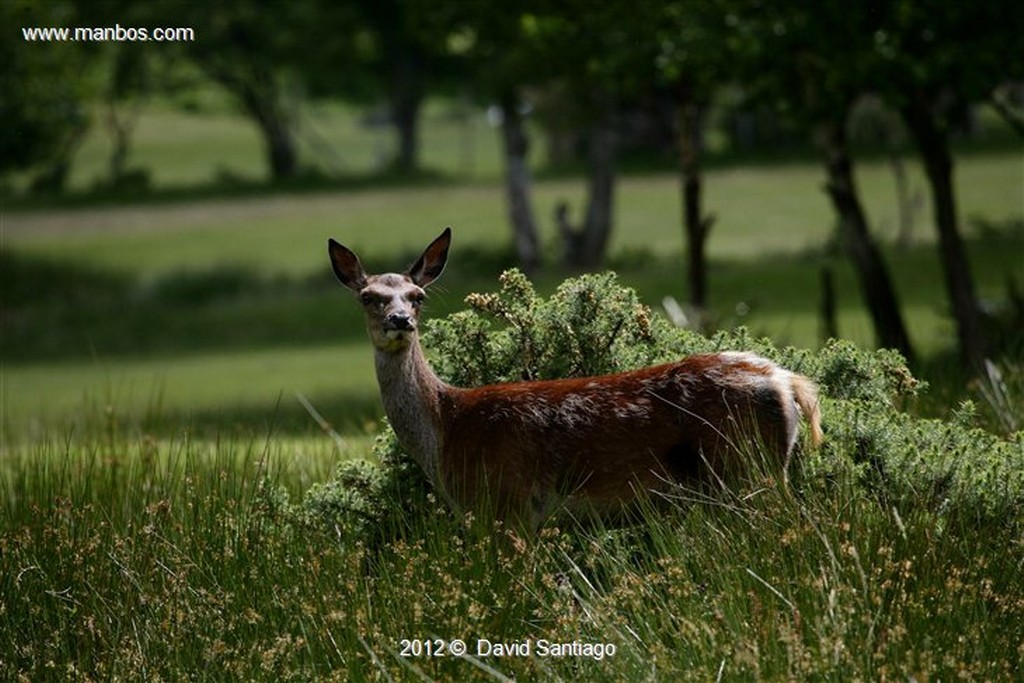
[[791, 374, 823, 447]]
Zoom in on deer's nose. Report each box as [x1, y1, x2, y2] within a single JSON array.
[[385, 313, 415, 331]]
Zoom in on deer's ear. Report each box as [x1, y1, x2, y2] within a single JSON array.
[[407, 227, 451, 288], [328, 239, 368, 291]]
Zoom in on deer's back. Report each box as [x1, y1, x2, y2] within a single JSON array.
[[436, 353, 799, 515]]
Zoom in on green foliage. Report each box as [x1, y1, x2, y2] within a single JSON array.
[[798, 338, 923, 405], [0, 2, 94, 177], [819, 399, 1024, 522], [298, 457, 386, 539], [427, 269, 685, 384], [295, 428, 444, 545], [424, 270, 925, 408]]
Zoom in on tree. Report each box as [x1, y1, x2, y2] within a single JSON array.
[[818, 115, 916, 362], [72, 0, 167, 189], [726, 0, 916, 361], [456, 2, 546, 272], [2, 0, 94, 190], [540, 83, 620, 271], [352, 0, 449, 173], [873, 0, 1024, 369], [103, 46, 146, 184], [498, 91, 543, 272], [177, 0, 365, 182], [521, 5, 632, 270], [181, 3, 308, 180], [495, 1, 661, 271], [654, 1, 731, 321], [324, 0, 480, 174], [991, 84, 1024, 137]]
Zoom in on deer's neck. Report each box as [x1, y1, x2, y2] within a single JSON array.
[[374, 339, 448, 482]]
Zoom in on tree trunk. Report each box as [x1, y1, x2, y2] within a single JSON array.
[[555, 202, 584, 268], [901, 95, 987, 369], [106, 101, 134, 182], [500, 96, 541, 273], [197, 54, 298, 182], [579, 115, 618, 268], [254, 104, 297, 181], [820, 264, 839, 343], [888, 148, 917, 249], [820, 119, 916, 363], [390, 49, 423, 172], [105, 46, 143, 185], [237, 74, 297, 181], [674, 84, 714, 317]]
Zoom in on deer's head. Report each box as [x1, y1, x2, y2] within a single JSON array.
[[328, 228, 451, 353]]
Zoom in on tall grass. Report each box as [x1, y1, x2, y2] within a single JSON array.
[[1, 427, 345, 680], [6, 282, 1024, 681], [2, 425, 1022, 681]]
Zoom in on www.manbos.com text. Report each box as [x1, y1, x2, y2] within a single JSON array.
[[22, 24, 195, 43]]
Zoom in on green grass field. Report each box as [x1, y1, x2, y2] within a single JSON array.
[[2, 104, 1022, 680], [9, 152, 1021, 277]]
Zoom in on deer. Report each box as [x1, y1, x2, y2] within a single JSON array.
[[328, 228, 823, 533]]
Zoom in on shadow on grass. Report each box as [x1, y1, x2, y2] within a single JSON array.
[[12, 391, 386, 442], [2, 166, 457, 213]]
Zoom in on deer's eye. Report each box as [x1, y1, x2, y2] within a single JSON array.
[[360, 293, 381, 307], [410, 294, 424, 308]]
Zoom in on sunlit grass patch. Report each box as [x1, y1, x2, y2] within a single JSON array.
[[1, 343, 380, 441]]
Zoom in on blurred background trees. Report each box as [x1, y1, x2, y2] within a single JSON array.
[[2, 0, 94, 190], [3, 0, 1021, 369]]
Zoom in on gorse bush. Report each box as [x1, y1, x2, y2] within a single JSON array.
[[300, 269, 1023, 544], [823, 400, 1024, 522], [428, 270, 676, 383], [428, 270, 923, 408]]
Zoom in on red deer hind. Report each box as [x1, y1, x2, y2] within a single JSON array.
[[328, 228, 822, 532]]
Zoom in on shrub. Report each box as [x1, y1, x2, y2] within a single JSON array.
[[297, 429, 445, 547], [304, 269, 1023, 544], [427, 269, 685, 383]]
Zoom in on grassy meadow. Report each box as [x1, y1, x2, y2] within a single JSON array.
[[3, 425, 1022, 681], [2, 104, 1023, 680]]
